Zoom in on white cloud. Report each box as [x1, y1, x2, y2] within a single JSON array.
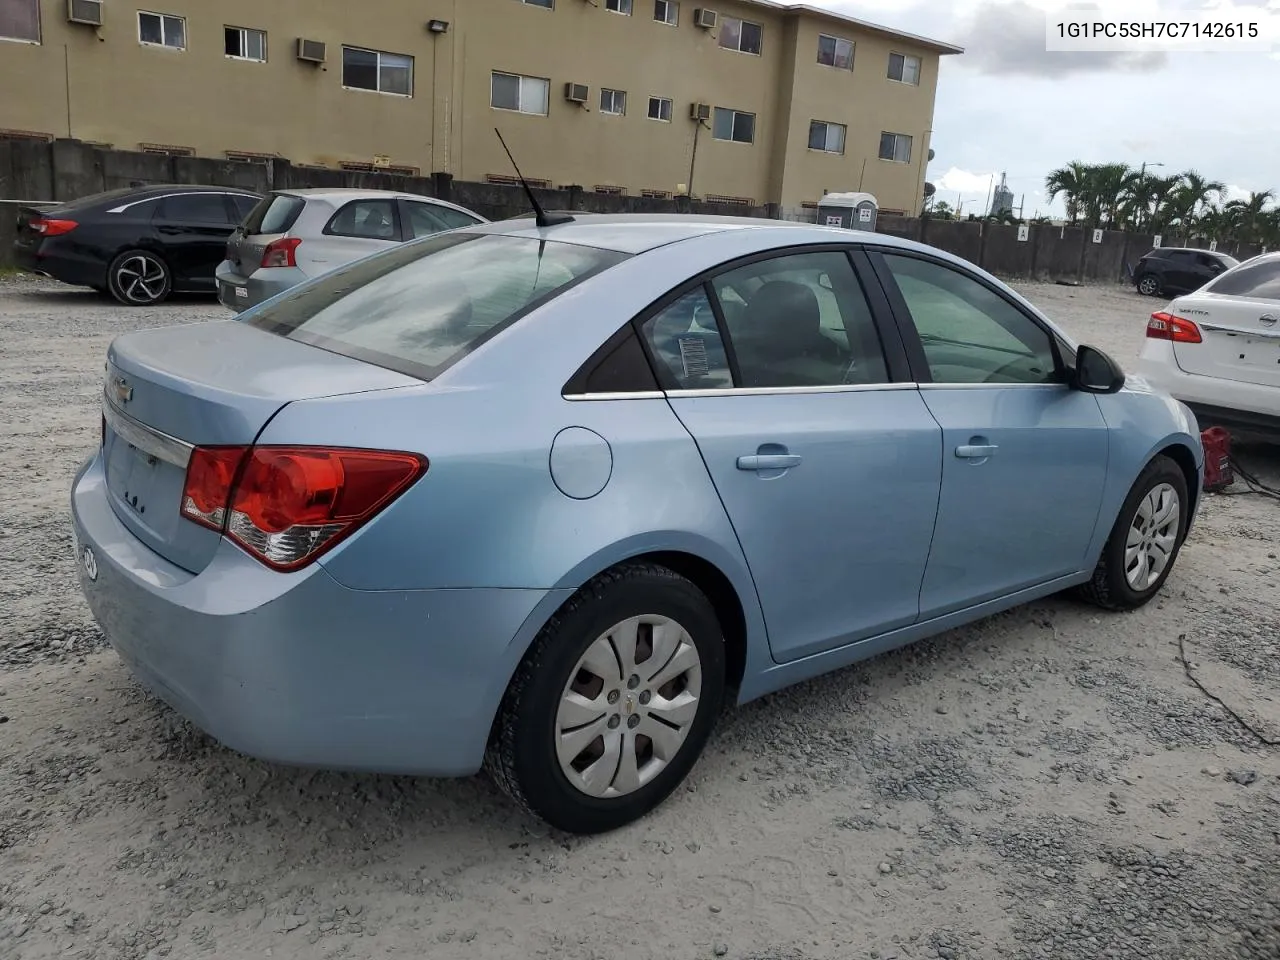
[[934, 167, 1000, 193]]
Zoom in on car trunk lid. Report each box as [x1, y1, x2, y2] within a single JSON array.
[[224, 192, 307, 272], [1172, 295, 1280, 390], [102, 319, 419, 574]]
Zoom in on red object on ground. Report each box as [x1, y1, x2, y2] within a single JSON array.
[[1201, 427, 1233, 492]]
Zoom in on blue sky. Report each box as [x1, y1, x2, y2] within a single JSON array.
[[811, 0, 1280, 217]]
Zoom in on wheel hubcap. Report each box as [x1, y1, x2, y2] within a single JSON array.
[[116, 255, 166, 303], [555, 615, 702, 798], [1124, 482, 1180, 591]]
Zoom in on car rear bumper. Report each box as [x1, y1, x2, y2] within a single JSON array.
[[215, 260, 305, 312], [71, 451, 561, 776], [11, 239, 105, 287], [1137, 340, 1280, 430]]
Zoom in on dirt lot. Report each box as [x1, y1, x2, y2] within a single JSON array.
[[1, 277, 1277, 960]]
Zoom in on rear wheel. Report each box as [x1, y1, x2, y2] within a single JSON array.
[[107, 249, 171, 306], [485, 563, 725, 834], [1136, 273, 1161, 297], [1079, 455, 1188, 611]]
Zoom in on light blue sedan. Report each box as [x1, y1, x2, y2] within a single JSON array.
[[71, 214, 1203, 834]]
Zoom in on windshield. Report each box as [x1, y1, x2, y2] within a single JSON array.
[[243, 233, 627, 380]]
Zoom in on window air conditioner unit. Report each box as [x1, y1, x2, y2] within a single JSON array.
[[66, 0, 103, 27], [690, 102, 711, 122], [693, 8, 718, 28], [296, 38, 327, 63], [564, 82, 590, 104]]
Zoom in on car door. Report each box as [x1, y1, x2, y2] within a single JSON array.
[[637, 247, 943, 663], [870, 251, 1110, 619], [1165, 251, 1204, 294], [312, 197, 403, 271], [399, 199, 483, 240], [1190, 252, 1228, 291], [151, 192, 239, 289]]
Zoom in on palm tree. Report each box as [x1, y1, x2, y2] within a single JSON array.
[[1044, 161, 1090, 223], [1081, 162, 1133, 228], [1224, 190, 1275, 246]]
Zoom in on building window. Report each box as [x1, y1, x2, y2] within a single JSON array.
[[718, 17, 762, 55], [879, 131, 913, 163], [138, 12, 186, 50], [654, 0, 678, 25], [491, 71, 550, 115], [342, 46, 413, 96], [224, 26, 266, 61], [605, 0, 632, 13], [600, 88, 627, 115], [0, 0, 40, 43], [712, 107, 755, 144], [521, 0, 553, 7], [887, 52, 921, 84], [817, 34, 854, 69], [647, 96, 673, 122], [808, 120, 846, 154]]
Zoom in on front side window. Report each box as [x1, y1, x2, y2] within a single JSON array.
[[522, 0, 554, 7], [138, 12, 186, 49], [881, 254, 1059, 385], [718, 17, 762, 55], [647, 96, 673, 121], [245, 234, 627, 381], [1205, 259, 1280, 299], [808, 120, 846, 154], [712, 107, 755, 144], [0, 0, 40, 43], [654, 0, 678, 25], [878, 131, 912, 163], [887, 52, 921, 84], [491, 71, 550, 115], [817, 34, 854, 69], [225, 26, 266, 61], [157, 193, 233, 224], [342, 47, 413, 96], [600, 88, 627, 115], [325, 199, 398, 240], [605, 0, 633, 13]]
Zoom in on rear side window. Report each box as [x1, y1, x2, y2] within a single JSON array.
[[326, 198, 399, 240], [244, 234, 628, 380], [404, 200, 481, 238], [1206, 260, 1280, 299], [243, 193, 306, 235]]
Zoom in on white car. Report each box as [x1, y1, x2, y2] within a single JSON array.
[[1138, 251, 1280, 434], [215, 188, 486, 311]]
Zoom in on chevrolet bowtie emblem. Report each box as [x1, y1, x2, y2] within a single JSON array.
[[112, 376, 133, 404]]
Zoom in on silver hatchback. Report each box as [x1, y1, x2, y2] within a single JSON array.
[[215, 188, 486, 311]]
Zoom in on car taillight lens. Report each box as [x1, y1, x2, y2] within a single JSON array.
[[1148, 311, 1203, 344], [31, 217, 78, 236], [260, 237, 301, 268], [180, 445, 427, 571]]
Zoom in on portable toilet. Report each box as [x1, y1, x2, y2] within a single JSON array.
[[816, 192, 878, 231]]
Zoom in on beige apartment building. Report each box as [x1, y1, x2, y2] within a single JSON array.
[[0, 0, 960, 213]]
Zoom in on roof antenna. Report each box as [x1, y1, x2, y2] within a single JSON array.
[[495, 127, 574, 228]]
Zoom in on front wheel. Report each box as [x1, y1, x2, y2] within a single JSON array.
[[1079, 455, 1189, 610], [107, 249, 171, 306], [485, 563, 726, 834]]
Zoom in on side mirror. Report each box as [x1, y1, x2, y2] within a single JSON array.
[[1071, 344, 1125, 394]]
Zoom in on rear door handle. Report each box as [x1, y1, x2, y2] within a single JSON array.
[[956, 444, 998, 459], [736, 454, 802, 471]]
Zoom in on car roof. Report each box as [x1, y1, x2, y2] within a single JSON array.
[[279, 188, 482, 217], [462, 212, 938, 256]]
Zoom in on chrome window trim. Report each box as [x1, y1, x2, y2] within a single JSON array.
[[564, 383, 916, 400], [106, 191, 257, 214], [102, 390, 193, 468], [918, 381, 1067, 390]]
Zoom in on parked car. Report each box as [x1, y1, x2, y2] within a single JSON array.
[[72, 214, 1203, 834], [1138, 251, 1280, 434], [215, 189, 487, 311], [1132, 246, 1239, 297], [12, 184, 262, 305]]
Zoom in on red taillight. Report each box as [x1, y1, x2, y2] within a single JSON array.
[[1148, 311, 1203, 344], [180, 445, 426, 570], [260, 237, 301, 268], [31, 217, 78, 237]]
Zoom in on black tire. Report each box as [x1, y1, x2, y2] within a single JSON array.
[[106, 249, 171, 306], [485, 562, 726, 834], [1078, 455, 1189, 611], [1136, 273, 1161, 297]]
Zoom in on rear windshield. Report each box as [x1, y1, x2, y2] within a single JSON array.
[[243, 193, 306, 234], [243, 233, 628, 380], [1206, 258, 1280, 299]]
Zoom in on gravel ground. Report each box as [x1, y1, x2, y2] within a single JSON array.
[[0, 277, 1277, 960]]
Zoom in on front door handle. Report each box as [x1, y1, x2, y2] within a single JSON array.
[[956, 444, 998, 459], [737, 453, 802, 471]]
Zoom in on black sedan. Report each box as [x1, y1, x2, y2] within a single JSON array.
[[13, 184, 262, 305]]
